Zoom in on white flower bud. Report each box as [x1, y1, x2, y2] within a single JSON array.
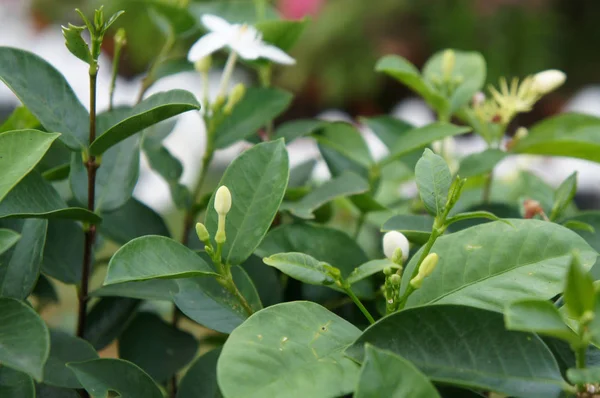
[[383, 231, 409, 262], [214, 186, 232, 216], [532, 69, 566, 95]]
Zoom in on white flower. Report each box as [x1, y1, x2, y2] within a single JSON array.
[[214, 186, 232, 216], [532, 70, 566, 95], [383, 231, 409, 262], [188, 14, 295, 65]]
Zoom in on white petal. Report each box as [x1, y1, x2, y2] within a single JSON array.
[[187, 32, 227, 62], [257, 44, 296, 65], [383, 231, 409, 261], [230, 42, 261, 60], [201, 14, 232, 34]]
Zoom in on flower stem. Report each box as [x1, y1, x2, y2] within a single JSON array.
[[344, 286, 375, 324], [108, 39, 124, 111], [218, 51, 238, 99]]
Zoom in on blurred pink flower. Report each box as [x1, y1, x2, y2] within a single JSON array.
[[278, 0, 323, 19]]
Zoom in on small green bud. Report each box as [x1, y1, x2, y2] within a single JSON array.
[[514, 127, 528, 141], [194, 56, 212, 74], [390, 274, 401, 286], [114, 28, 127, 47], [581, 310, 595, 325], [442, 49, 456, 80], [420, 253, 439, 278], [195, 222, 210, 242], [224, 83, 246, 114], [212, 95, 226, 113], [383, 267, 393, 276], [391, 247, 404, 266], [94, 7, 104, 31]]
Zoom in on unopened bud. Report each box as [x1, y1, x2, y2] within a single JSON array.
[[514, 127, 528, 141], [391, 247, 404, 266], [410, 253, 439, 289], [214, 186, 232, 216], [581, 310, 595, 325], [383, 231, 409, 262], [523, 199, 543, 219], [532, 69, 566, 95], [195, 222, 210, 242], [224, 83, 246, 114], [383, 267, 393, 276], [390, 274, 401, 286], [114, 28, 126, 47], [194, 56, 212, 74], [442, 49, 455, 80]]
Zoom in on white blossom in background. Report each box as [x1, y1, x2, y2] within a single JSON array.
[[188, 14, 295, 65]]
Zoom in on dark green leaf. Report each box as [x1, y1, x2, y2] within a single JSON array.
[[551, 172, 578, 221], [242, 255, 283, 307], [90, 279, 177, 301], [0, 368, 34, 398], [458, 149, 507, 178], [83, 297, 140, 350], [35, 384, 79, 398], [381, 214, 435, 245], [274, 119, 324, 144], [41, 220, 82, 285], [32, 275, 59, 306], [263, 252, 335, 285], [41, 164, 70, 181], [415, 148, 452, 216], [43, 331, 97, 388], [61, 24, 91, 64], [178, 348, 222, 398], [564, 253, 595, 319], [0, 228, 19, 256]]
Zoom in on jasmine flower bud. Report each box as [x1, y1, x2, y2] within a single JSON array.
[[532, 70, 566, 95], [194, 56, 212, 74], [214, 186, 232, 216], [383, 231, 409, 262], [195, 222, 210, 243], [410, 253, 439, 289]]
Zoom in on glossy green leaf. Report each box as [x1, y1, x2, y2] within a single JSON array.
[[384, 123, 471, 164], [400, 219, 597, 311], [68, 359, 162, 398], [415, 148, 452, 216], [83, 297, 140, 351], [505, 299, 579, 345], [0, 106, 39, 133], [0, 297, 50, 381], [105, 235, 217, 285], [61, 24, 91, 64], [0, 48, 88, 149], [99, 198, 170, 245], [217, 301, 360, 398], [347, 259, 400, 285], [274, 119, 324, 143], [551, 172, 577, 221], [119, 312, 198, 382], [356, 345, 440, 398], [43, 331, 97, 388], [178, 348, 222, 398], [281, 172, 369, 219], [214, 88, 292, 149], [564, 254, 595, 319], [566, 367, 600, 384], [381, 214, 435, 245], [0, 130, 60, 203], [0, 171, 100, 223], [346, 305, 565, 398], [0, 368, 34, 398], [264, 252, 335, 285], [206, 140, 289, 265], [35, 384, 79, 398], [0, 228, 19, 256], [361, 115, 413, 149], [173, 266, 262, 334], [0, 219, 47, 299], [41, 220, 82, 285], [458, 149, 507, 178], [70, 135, 140, 213], [89, 90, 200, 155]]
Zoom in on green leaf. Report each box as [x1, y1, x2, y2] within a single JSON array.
[[148, 1, 196, 35], [119, 312, 198, 383], [566, 367, 600, 384], [189, 1, 279, 25], [89, 90, 200, 155], [173, 266, 262, 334], [274, 119, 324, 144], [400, 219, 597, 311], [35, 384, 79, 398], [178, 348, 222, 398], [415, 148, 452, 216], [0, 368, 34, 398], [104, 235, 217, 285], [384, 123, 471, 164], [347, 259, 400, 285], [562, 220, 595, 234], [217, 302, 360, 398], [214, 88, 292, 149], [315, 122, 373, 168], [264, 252, 336, 285], [206, 140, 289, 265], [288, 159, 317, 188], [0, 107, 40, 133], [356, 345, 440, 398], [90, 279, 177, 301], [0, 297, 50, 381], [361, 116, 413, 149], [445, 210, 509, 228], [422, 49, 486, 113], [83, 297, 140, 351], [346, 305, 565, 398], [68, 359, 162, 398], [0, 171, 100, 224], [70, 135, 140, 213], [0, 228, 19, 256], [0, 48, 89, 149], [564, 253, 595, 319], [257, 18, 308, 52], [505, 299, 579, 345], [458, 148, 507, 178], [551, 172, 578, 221], [0, 129, 60, 203], [281, 172, 370, 219], [381, 214, 435, 245], [242, 255, 283, 307], [43, 331, 97, 388], [99, 198, 170, 245], [41, 220, 83, 285], [61, 24, 91, 64], [0, 219, 47, 299]]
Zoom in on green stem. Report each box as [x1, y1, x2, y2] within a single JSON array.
[[344, 286, 375, 324], [108, 39, 123, 111], [136, 32, 175, 103], [218, 51, 238, 99]]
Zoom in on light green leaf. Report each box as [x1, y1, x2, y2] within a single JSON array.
[[315, 122, 373, 168], [83, 297, 140, 351], [346, 305, 565, 398], [148, 1, 196, 35], [381, 214, 435, 245], [264, 252, 335, 285], [356, 345, 440, 398], [0, 228, 19, 256], [206, 140, 289, 265], [347, 259, 400, 285], [178, 348, 222, 398], [400, 219, 597, 311], [214, 88, 292, 149], [0, 368, 34, 398], [43, 331, 98, 388], [0, 48, 88, 149], [217, 302, 361, 398], [562, 220, 595, 234], [551, 172, 577, 221], [415, 148, 452, 216], [564, 253, 595, 319], [41, 220, 83, 285], [68, 359, 162, 398], [445, 210, 509, 228], [566, 367, 600, 384], [0, 107, 40, 133], [0, 171, 100, 224], [257, 18, 308, 52], [119, 312, 198, 383], [505, 299, 579, 345], [0, 129, 60, 203], [89, 90, 200, 155], [104, 235, 217, 285], [274, 119, 324, 144], [458, 149, 507, 178], [0, 297, 50, 381], [61, 24, 91, 64], [0, 219, 47, 299]]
